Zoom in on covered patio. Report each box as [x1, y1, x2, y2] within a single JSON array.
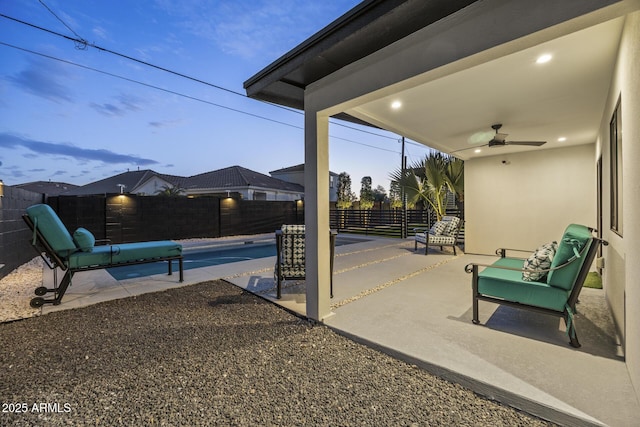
[[244, 0, 640, 423], [37, 234, 638, 425]]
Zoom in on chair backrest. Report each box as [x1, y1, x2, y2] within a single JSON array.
[[547, 224, 593, 291], [26, 204, 77, 257], [279, 225, 305, 268], [441, 216, 461, 237]]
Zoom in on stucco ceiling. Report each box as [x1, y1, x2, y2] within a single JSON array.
[[345, 17, 624, 160]]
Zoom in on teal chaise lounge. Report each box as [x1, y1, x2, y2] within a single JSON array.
[[465, 224, 607, 347], [23, 204, 183, 308]]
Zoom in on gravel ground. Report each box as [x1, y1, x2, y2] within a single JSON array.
[[0, 258, 42, 323], [0, 280, 553, 426]]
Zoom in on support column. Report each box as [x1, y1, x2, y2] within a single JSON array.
[[304, 110, 331, 321]]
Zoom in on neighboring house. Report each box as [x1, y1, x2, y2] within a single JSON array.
[[269, 164, 338, 202], [63, 166, 303, 201], [244, 0, 640, 395], [184, 166, 303, 201], [14, 181, 79, 196], [61, 169, 182, 196]]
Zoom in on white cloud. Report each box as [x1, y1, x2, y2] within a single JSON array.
[[154, 0, 357, 60]]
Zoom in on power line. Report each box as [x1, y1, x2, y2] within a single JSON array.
[[0, 41, 402, 154], [37, 0, 87, 49], [0, 12, 403, 143], [1, 13, 249, 98]]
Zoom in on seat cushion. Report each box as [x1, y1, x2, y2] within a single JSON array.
[[429, 221, 447, 236], [547, 224, 592, 290], [280, 225, 305, 267], [442, 216, 460, 236], [26, 204, 77, 257], [68, 241, 182, 269], [522, 241, 557, 282], [478, 257, 569, 311], [428, 235, 456, 245]]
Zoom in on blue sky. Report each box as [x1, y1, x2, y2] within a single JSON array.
[[0, 0, 430, 193]]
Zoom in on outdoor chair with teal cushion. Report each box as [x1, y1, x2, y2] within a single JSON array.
[[465, 224, 608, 347], [274, 225, 337, 299], [23, 204, 183, 308], [414, 215, 462, 255]]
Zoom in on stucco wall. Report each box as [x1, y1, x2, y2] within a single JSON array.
[[599, 10, 640, 395], [465, 144, 596, 255], [134, 176, 174, 195]]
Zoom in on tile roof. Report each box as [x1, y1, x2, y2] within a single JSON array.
[[61, 170, 178, 195], [269, 164, 305, 174], [13, 181, 79, 196], [185, 166, 303, 192], [270, 164, 338, 176], [59, 166, 303, 196]]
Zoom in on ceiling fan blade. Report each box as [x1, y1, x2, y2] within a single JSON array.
[[505, 141, 547, 147], [451, 143, 489, 154]]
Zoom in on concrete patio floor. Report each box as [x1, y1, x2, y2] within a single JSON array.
[[41, 234, 638, 426]]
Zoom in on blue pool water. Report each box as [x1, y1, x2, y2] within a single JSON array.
[[107, 242, 275, 280], [107, 236, 364, 280]]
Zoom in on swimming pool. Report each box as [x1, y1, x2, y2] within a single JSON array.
[[107, 236, 366, 280]]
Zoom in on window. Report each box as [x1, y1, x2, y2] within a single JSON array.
[[253, 191, 267, 200], [610, 97, 622, 235]]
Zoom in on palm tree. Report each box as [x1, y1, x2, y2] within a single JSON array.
[[445, 157, 464, 218], [155, 184, 184, 197], [389, 152, 464, 221]]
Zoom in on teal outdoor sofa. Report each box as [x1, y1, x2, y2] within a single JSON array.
[[465, 224, 607, 347], [23, 204, 183, 308]]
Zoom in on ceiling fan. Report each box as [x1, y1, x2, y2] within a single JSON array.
[[484, 124, 546, 148]]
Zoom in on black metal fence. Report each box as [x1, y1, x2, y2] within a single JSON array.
[[329, 209, 436, 238], [329, 208, 464, 239], [2, 189, 464, 280]]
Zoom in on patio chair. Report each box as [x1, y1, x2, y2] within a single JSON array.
[[465, 224, 608, 347], [23, 204, 183, 308], [414, 215, 462, 255], [274, 225, 337, 299]]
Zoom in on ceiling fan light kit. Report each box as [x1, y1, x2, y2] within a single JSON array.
[[453, 123, 547, 154], [486, 124, 546, 148]]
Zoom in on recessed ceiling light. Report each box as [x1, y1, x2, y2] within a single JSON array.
[[474, 149, 482, 153], [391, 101, 402, 110], [536, 54, 552, 64], [558, 137, 567, 142]]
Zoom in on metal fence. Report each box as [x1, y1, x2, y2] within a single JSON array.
[[329, 208, 435, 238], [2, 190, 465, 280]]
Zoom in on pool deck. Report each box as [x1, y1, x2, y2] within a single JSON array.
[[40, 234, 638, 426]]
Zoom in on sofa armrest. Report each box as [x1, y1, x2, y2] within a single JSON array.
[[464, 262, 528, 274], [495, 247, 535, 258]]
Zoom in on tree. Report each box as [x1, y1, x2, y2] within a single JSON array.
[[155, 184, 184, 197], [359, 176, 374, 209], [389, 181, 403, 209], [336, 172, 356, 209], [445, 157, 464, 216], [372, 185, 387, 203], [389, 152, 463, 220]]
